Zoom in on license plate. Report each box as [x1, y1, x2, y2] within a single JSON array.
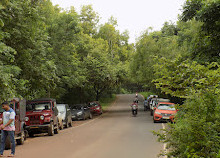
[[163, 117, 170, 119], [30, 127, 39, 129]]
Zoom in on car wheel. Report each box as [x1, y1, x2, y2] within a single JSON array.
[[69, 120, 73, 127], [48, 123, 54, 136], [83, 114, 86, 120], [89, 113, 93, 119], [59, 121, 64, 130], [16, 131, 25, 145], [66, 120, 69, 128]]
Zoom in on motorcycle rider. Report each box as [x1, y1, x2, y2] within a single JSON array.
[[134, 97, 139, 104], [131, 101, 138, 116], [144, 98, 148, 111]]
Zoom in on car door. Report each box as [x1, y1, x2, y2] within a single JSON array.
[[66, 105, 71, 122]]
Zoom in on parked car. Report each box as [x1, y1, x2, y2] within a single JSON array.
[[153, 102, 177, 123], [71, 104, 92, 121], [150, 98, 170, 116], [0, 98, 27, 149], [88, 101, 103, 115], [25, 98, 59, 137], [57, 104, 72, 129]]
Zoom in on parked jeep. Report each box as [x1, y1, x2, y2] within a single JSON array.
[[0, 98, 27, 149], [25, 98, 59, 137]]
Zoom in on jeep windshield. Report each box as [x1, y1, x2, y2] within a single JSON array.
[[26, 102, 52, 111]]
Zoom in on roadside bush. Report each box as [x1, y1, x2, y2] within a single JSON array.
[[156, 91, 220, 158]]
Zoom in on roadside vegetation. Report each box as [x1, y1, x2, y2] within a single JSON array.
[[139, 92, 155, 99], [130, 0, 220, 157], [99, 94, 116, 111]]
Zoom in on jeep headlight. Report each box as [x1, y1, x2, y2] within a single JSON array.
[[25, 117, 29, 122], [40, 115, 44, 120]]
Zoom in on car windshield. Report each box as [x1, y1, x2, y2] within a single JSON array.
[[26, 102, 51, 111], [71, 106, 82, 110], [57, 105, 65, 112], [89, 103, 98, 107], [157, 104, 175, 110]]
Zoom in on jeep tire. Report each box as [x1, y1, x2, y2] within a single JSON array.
[[16, 131, 25, 145], [48, 123, 54, 136]]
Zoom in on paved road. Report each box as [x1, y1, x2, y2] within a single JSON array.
[[4, 94, 163, 158]]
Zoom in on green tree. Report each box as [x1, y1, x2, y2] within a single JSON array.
[[80, 5, 99, 36]]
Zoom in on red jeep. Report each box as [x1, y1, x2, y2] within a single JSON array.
[[0, 98, 27, 149], [25, 98, 59, 136]]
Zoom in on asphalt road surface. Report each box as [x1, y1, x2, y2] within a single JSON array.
[[3, 94, 164, 158]]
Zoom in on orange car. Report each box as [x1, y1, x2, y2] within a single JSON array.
[[153, 102, 177, 123]]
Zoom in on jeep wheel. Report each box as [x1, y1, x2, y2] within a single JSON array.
[[16, 131, 25, 145], [54, 126, 59, 134], [48, 123, 54, 136], [5, 136, 11, 150], [29, 132, 35, 137]]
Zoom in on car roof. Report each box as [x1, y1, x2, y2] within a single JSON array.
[[156, 98, 170, 102], [57, 104, 68, 106], [72, 104, 86, 107], [151, 98, 158, 101]]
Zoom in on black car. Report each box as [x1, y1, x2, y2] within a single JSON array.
[[70, 104, 93, 121], [57, 104, 72, 129]]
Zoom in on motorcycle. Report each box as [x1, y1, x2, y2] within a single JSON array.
[[131, 103, 138, 117]]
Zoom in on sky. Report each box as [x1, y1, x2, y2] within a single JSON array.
[[50, 0, 186, 43]]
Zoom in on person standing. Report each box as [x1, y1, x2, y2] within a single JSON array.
[[0, 101, 16, 157]]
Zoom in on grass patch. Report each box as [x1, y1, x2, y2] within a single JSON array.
[[99, 94, 116, 111], [140, 92, 156, 99]]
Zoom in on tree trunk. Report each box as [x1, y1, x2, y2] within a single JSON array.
[[96, 90, 99, 101]]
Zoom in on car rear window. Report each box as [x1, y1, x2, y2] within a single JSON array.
[[72, 106, 82, 110], [158, 104, 175, 110]]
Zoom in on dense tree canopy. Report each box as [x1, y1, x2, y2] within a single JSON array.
[[0, 0, 133, 102]]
